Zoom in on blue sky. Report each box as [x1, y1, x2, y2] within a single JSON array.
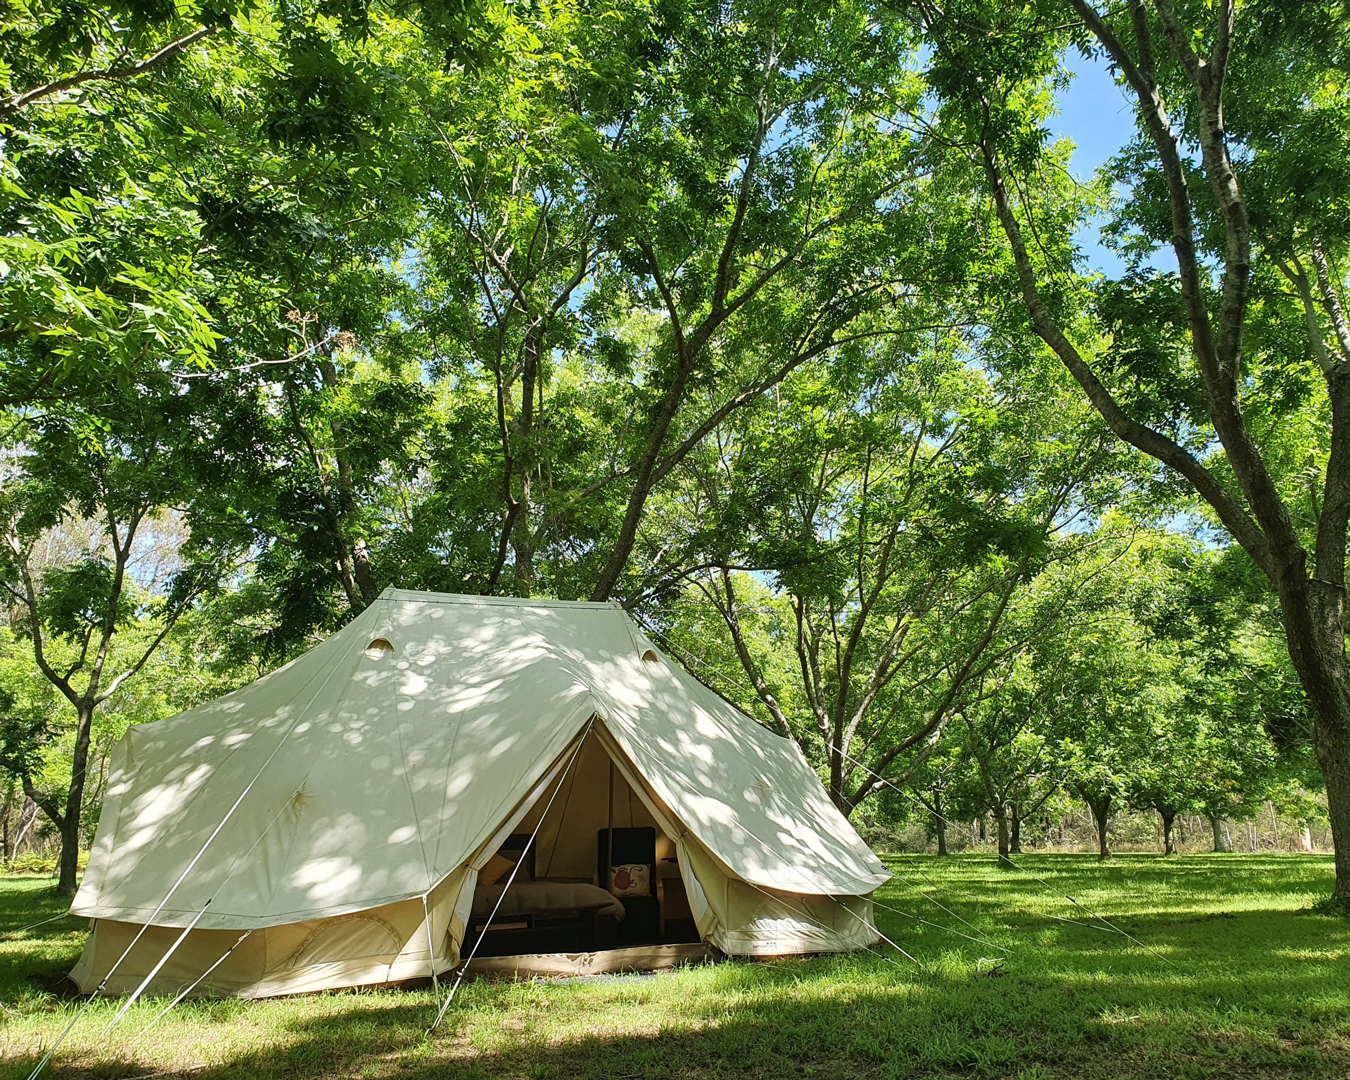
[[1046, 50, 1141, 277]]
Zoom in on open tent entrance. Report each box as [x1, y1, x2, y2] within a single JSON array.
[[464, 725, 704, 971]]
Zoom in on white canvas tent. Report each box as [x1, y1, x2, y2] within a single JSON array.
[[70, 589, 889, 998]]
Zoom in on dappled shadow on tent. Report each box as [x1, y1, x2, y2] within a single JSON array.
[[78, 593, 884, 953]]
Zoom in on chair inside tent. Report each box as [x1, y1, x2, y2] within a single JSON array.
[[68, 590, 889, 997]]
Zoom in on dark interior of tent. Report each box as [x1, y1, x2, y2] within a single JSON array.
[[461, 730, 702, 958]]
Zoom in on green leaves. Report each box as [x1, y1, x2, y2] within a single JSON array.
[[36, 559, 131, 642]]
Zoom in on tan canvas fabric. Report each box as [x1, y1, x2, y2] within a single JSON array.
[[70, 866, 470, 997], [70, 590, 888, 995]]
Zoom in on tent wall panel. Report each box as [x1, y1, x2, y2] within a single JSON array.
[[72, 866, 473, 999], [676, 836, 877, 956]]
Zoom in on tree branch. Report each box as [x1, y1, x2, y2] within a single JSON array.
[[0, 26, 219, 115]]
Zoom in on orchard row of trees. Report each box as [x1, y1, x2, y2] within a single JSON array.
[[0, 0, 1345, 902], [662, 525, 1318, 863]]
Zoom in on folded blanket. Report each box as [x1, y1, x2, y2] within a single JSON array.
[[472, 880, 626, 921]]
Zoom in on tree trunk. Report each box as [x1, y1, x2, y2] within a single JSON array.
[[1085, 795, 1111, 859], [56, 701, 96, 895], [589, 335, 701, 602], [1009, 802, 1022, 854], [1209, 813, 1233, 854], [1160, 808, 1177, 855], [11, 796, 37, 859], [511, 473, 536, 592], [934, 790, 948, 856], [993, 802, 1011, 865], [0, 784, 10, 863], [351, 539, 378, 602], [1269, 509, 1350, 904], [967, 16, 1350, 910], [1299, 821, 1314, 852], [978, 816, 986, 842], [1313, 701, 1350, 901]]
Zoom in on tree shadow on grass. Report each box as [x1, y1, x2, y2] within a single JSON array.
[[7, 913, 1349, 1080], [3, 857, 1344, 1080]]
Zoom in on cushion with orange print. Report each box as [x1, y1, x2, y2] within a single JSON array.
[[608, 863, 650, 897]]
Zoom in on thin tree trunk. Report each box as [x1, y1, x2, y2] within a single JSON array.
[[1085, 795, 1111, 859], [318, 358, 379, 607], [0, 784, 10, 864], [1161, 809, 1178, 855], [935, 792, 948, 857], [993, 802, 1011, 865], [56, 701, 95, 895], [978, 817, 986, 842], [12, 797, 37, 858], [1009, 802, 1022, 854]]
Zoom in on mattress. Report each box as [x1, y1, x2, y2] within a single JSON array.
[[471, 880, 626, 921]]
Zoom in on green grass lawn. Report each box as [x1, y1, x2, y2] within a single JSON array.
[[1, 853, 1347, 1079]]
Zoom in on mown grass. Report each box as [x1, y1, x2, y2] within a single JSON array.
[[0, 853, 1346, 1079]]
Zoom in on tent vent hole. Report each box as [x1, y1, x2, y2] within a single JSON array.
[[640, 649, 659, 663], [365, 638, 394, 659]]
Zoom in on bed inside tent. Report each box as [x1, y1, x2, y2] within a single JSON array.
[[462, 726, 710, 977]]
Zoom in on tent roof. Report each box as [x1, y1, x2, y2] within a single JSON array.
[[72, 589, 889, 930]]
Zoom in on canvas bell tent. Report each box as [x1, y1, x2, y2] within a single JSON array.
[[69, 590, 889, 998]]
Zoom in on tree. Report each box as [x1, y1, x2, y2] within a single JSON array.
[[919, 0, 1350, 907], [0, 390, 221, 893], [0, 0, 495, 407], [655, 323, 1127, 815], [961, 657, 1069, 863]]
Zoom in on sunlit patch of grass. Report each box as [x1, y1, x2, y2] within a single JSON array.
[[0, 855, 1346, 1078]]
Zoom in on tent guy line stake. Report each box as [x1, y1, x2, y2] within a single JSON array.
[[824, 741, 1172, 964], [431, 719, 595, 1033]]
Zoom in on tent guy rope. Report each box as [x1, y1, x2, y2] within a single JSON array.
[[131, 930, 254, 1042], [27, 640, 357, 1079], [826, 740, 1172, 964], [430, 718, 596, 1032]]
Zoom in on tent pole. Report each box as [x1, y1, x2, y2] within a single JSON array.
[[606, 758, 615, 887], [422, 893, 440, 1009]]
